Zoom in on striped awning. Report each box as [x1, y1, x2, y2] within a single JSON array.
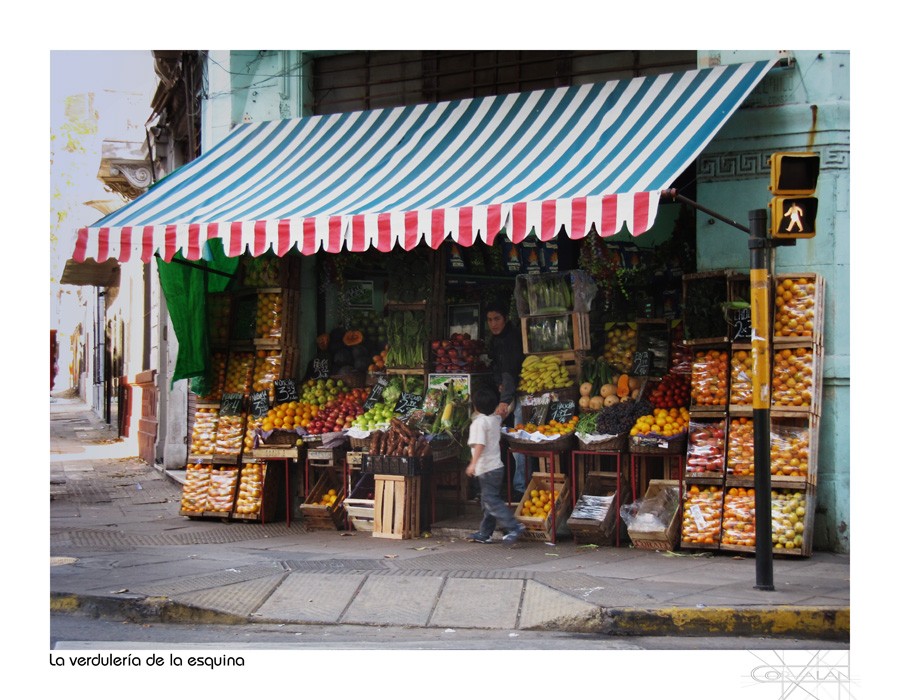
[[72, 60, 775, 263]]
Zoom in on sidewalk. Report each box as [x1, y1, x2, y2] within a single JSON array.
[[49, 397, 849, 641]]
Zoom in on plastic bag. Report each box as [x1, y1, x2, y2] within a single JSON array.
[[619, 484, 679, 533], [190, 407, 219, 456], [681, 485, 724, 545], [729, 348, 752, 406], [686, 419, 726, 474], [722, 487, 756, 547], [690, 349, 729, 407]]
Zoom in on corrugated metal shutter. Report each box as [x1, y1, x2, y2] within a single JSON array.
[[312, 50, 696, 115]]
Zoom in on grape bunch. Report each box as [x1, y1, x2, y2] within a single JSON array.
[[579, 398, 653, 435]]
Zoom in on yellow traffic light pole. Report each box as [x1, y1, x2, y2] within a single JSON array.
[[749, 210, 774, 590]]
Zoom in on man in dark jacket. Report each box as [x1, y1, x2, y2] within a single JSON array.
[[486, 301, 527, 500]]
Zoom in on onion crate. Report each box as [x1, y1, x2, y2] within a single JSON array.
[[373, 475, 421, 540], [623, 479, 681, 551], [514, 472, 571, 541], [299, 470, 345, 530], [567, 472, 630, 546]]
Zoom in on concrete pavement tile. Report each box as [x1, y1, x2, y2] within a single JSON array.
[[172, 573, 287, 617], [518, 580, 598, 629], [428, 578, 523, 629], [254, 572, 366, 623], [342, 575, 443, 626]]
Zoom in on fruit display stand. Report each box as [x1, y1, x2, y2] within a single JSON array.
[[622, 479, 681, 551], [567, 471, 631, 546], [513, 472, 571, 542]]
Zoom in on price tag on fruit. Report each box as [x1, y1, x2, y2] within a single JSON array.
[[220, 393, 243, 416], [363, 375, 391, 410], [394, 392, 424, 418], [548, 400, 576, 424], [273, 378, 299, 405], [249, 391, 270, 418]]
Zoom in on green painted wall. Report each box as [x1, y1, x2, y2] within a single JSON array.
[[696, 50, 850, 552]]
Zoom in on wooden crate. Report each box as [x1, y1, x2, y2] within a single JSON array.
[[719, 484, 815, 557], [307, 446, 348, 469], [344, 473, 376, 532], [728, 343, 753, 412], [634, 319, 671, 377], [682, 271, 732, 345], [247, 445, 302, 460], [179, 463, 212, 516], [773, 273, 825, 346], [685, 417, 727, 478], [252, 288, 301, 349], [373, 475, 421, 539], [726, 413, 819, 487], [567, 472, 630, 546], [680, 480, 725, 551], [299, 470, 345, 530], [204, 466, 240, 517], [771, 342, 823, 417], [521, 312, 590, 354], [624, 479, 681, 551], [514, 472, 571, 541], [688, 345, 731, 412]]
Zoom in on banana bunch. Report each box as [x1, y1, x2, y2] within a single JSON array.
[[518, 354, 575, 394]]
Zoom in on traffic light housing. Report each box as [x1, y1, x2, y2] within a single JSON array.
[[769, 152, 819, 239]]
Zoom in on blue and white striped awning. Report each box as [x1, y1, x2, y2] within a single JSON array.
[[73, 60, 774, 263]]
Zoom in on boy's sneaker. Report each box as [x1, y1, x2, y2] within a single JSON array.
[[502, 525, 526, 544], [466, 532, 492, 544]]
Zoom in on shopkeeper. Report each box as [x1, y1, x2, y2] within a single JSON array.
[[485, 300, 527, 500]]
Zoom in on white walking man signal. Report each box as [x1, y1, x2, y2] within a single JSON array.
[[784, 202, 805, 233]]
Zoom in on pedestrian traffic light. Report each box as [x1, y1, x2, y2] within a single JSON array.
[[768, 152, 819, 239]]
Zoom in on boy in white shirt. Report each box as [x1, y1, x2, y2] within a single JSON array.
[[465, 388, 526, 544]]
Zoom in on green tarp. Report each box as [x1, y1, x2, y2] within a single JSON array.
[[156, 239, 239, 392]]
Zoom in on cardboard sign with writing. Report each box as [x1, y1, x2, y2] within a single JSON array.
[[311, 358, 330, 380], [394, 392, 424, 418], [363, 374, 391, 410], [249, 391, 270, 418], [273, 378, 299, 405], [732, 307, 752, 342], [548, 399, 576, 424], [630, 351, 651, 377], [220, 393, 244, 416]]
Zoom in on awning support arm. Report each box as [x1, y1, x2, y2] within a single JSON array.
[[660, 188, 751, 235], [154, 253, 237, 279]]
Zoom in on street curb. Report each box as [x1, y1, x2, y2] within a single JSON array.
[[596, 606, 850, 641], [51, 592, 248, 626], [51, 591, 849, 640]]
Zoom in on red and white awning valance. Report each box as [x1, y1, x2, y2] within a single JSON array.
[[73, 60, 775, 263]]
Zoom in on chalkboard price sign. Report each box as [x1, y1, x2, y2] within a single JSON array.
[[273, 378, 299, 405], [363, 375, 391, 410], [630, 351, 651, 377], [249, 391, 270, 418], [220, 392, 244, 416], [530, 402, 550, 427], [732, 307, 752, 342], [548, 399, 576, 424], [394, 392, 424, 418], [311, 358, 330, 380]]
